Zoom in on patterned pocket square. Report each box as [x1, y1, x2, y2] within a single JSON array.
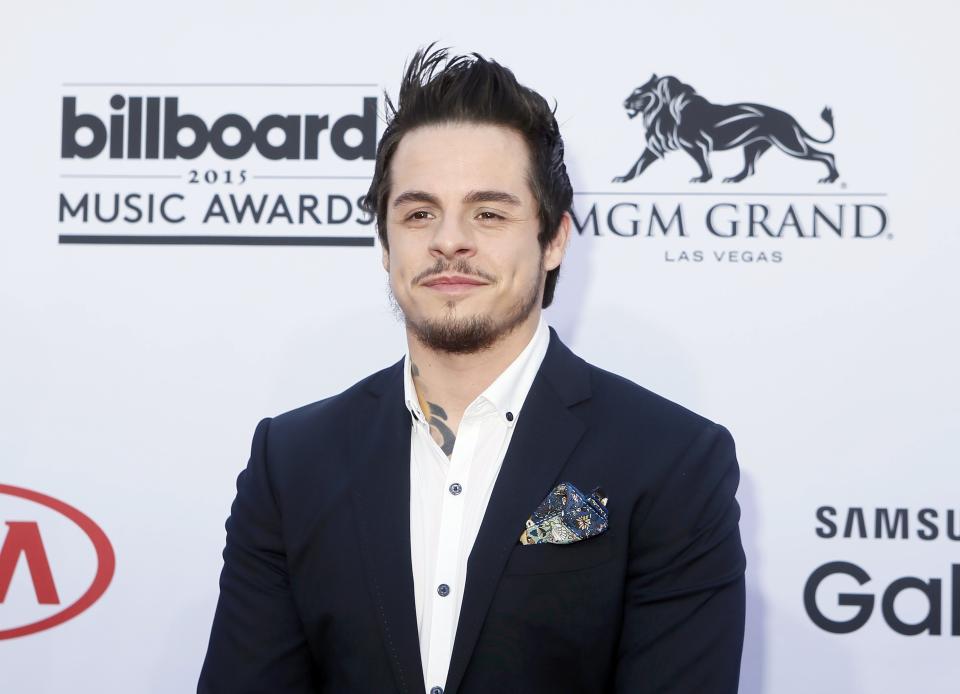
[[519, 482, 609, 545]]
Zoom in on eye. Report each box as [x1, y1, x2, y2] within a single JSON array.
[[406, 210, 433, 221], [477, 211, 504, 221]]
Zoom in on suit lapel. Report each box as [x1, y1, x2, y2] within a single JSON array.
[[444, 329, 591, 694], [350, 359, 426, 694]]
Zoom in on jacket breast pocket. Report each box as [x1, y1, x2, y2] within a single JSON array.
[[502, 532, 615, 576]]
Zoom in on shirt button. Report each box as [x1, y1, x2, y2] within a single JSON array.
[[505, 411, 514, 422], [437, 583, 450, 597], [430, 687, 444, 694], [449, 482, 462, 495]]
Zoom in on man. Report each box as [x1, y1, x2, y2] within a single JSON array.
[[199, 45, 745, 694]]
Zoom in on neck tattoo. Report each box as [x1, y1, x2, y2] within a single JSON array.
[[411, 360, 457, 456]]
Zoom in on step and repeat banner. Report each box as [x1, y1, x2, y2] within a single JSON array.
[[1, 2, 958, 692]]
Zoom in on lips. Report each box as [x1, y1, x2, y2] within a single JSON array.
[[422, 275, 488, 293]]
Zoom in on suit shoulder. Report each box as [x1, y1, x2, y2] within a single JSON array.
[[267, 360, 398, 435], [584, 362, 722, 442]]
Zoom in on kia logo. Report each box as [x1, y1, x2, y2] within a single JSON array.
[[0, 484, 115, 639]]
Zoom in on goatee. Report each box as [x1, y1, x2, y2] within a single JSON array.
[[388, 261, 543, 355]]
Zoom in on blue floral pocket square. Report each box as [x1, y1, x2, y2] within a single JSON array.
[[519, 482, 609, 545]]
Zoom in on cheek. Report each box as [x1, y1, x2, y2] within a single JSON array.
[[497, 250, 543, 291], [386, 247, 428, 300], [384, 234, 414, 279]]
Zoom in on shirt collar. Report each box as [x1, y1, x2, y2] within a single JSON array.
[[403, 352, 428, 427], [403, 315, 550, 429]]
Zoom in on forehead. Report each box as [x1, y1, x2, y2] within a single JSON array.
[[388, 122, 534, 202]]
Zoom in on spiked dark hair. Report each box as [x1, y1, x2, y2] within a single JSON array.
[[362, 43, 573, 309]]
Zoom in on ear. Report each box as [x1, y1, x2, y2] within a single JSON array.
[[381, 243, 390, 272], [543, 211, 571, 272]]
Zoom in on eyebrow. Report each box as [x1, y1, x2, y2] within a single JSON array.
[[391, 189, 523, 209]]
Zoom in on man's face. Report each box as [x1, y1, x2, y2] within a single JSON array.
[[382, 122, 568, 354]]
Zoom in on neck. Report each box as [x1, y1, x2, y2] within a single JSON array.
[[407, 310, 541, 450]]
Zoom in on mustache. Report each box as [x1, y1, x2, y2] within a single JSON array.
[[412, 258, 497, 286]]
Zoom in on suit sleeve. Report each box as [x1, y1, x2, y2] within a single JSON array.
[[613, 422, 746, 693], [198, 417, 318, 694]]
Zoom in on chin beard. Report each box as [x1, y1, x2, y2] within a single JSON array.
[[388, 273, 543, 355]]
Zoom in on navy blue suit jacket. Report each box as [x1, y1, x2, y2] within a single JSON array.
[[198, 328, 746, 693]]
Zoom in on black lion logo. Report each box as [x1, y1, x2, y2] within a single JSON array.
[[613, 74, 839, 184]]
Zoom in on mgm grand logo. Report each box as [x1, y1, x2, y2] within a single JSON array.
[[613, 74, 838, 184], [573, 74, 888, 260]]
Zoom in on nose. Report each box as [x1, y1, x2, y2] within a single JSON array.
[[428, 214, 476, 260]]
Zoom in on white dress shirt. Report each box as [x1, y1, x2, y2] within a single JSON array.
[[403, 316, 550, 694]]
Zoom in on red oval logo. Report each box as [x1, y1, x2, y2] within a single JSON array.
[[0, 484, 115, 639]]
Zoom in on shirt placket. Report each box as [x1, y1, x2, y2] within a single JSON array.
[[423, 406, 482, 693]]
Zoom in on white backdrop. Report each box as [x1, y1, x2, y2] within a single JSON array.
[[1, 1, 959, 692]]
